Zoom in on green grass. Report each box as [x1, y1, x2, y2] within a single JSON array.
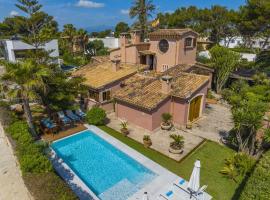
[[98, 125, 239, 200]]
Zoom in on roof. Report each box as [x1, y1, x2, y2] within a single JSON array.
[[91, 56, 110, 63], [114, 66, 209, 111], [149, 29, 199, 37], [72, 61, 146, 89]]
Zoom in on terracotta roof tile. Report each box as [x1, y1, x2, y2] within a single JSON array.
[[114, 66, 209, 110]]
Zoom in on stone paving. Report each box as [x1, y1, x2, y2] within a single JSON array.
[[107, 103, 233, 161], [0, 123, 32, 200], [107, 112, 203, 161], [191, 103, 233, 143]]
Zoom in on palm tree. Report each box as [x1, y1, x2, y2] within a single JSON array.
[[76, 29, 89, 54], [1, 60, 49, 136], [129, 0, 155, 40], [61, 24, 77, 54]]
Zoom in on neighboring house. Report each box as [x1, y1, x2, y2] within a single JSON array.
[[0, 39, 59, 63], [89, 37, 120, 49], [75, 29, 211, 130], [220, 37, 270, 49]]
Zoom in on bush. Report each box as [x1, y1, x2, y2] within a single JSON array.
[[239, 150, 270, 200], [86, 107, 106, 125], [6, 121, 52, 174], [220, 153, 255, 182]]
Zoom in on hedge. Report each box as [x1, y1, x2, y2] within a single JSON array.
[[86, 106, 106, 125], [5, 120, 77, 200], [239, 150, 270, 200]]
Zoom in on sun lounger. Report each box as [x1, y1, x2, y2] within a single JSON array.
[[74, 109, 86, 119], [41, 118, 57, 134], [57, 111, 72, 124], [66, 110, 81, 121]]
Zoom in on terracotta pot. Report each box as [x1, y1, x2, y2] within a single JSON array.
[[169, 147, 184, 154], [161, 122, 172, 130], [143, 140, 152, 148], [121, 128, 129, 136], [186, 123, 192, 129]]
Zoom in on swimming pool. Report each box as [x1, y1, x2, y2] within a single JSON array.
[[51, 130, 157, 200]]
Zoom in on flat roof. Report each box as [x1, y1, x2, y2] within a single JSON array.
[[72, 61, 146, 89], [114, 66, 209, 111]]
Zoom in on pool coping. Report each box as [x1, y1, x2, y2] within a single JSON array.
[[50, 125, 181, 200]]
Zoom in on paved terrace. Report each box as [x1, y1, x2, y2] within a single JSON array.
[[107, 112, 204, 161]]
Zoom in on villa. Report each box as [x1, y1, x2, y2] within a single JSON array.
[[75, 28, 211, 130]]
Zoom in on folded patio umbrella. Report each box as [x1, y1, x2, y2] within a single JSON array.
[[188, 160, 201, 194], [142, 192, 149, 200]]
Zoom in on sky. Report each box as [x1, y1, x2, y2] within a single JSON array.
[[0, 0, 246, 31]]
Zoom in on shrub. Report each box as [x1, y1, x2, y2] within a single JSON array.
[[220, 153, 255, 182], [161, 113, 172, 125], [86, 107, 106, 125], [6, 121, 52, 174], [239, 150, 270, 200], [169, 134, 184, 150]]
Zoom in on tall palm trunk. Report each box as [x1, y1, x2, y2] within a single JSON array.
[[22, 97, 36, 136]]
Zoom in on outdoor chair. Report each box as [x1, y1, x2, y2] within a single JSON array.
[[40, 118, 58, 134], [66, 110, 81, 122], [57, 111, 72, 125], [74, 108, 86, 119]]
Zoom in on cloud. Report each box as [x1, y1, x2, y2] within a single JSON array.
[[76, 0, 104, 8], [120, 9, 129, 15], [10, 10, 19, 16]]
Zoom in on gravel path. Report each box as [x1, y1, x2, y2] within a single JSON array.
[[0, 123, 32, 200]]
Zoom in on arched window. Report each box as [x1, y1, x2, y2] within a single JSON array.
[[158, 39, 169, 53]]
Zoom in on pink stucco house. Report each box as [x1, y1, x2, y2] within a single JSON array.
[[75, 29, 211, 131]]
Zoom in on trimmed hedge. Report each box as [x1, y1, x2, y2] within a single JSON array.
[[239, 150, 270, 200], [5, 120, 77, 200]]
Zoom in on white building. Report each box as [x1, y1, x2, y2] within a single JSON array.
[[220, 37, 270, 49], [0, 39, 59, 63], [89, 37, 119, 49]]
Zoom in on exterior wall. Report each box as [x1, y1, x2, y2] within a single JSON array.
[[171, 98, 189, 126], [116, 103, 153, 131], [110, 49, 121, 60], [149, 39, 178, 72], [220, 37, 270, 49], [124, 46, 139, 64], [89, 37, 119, 49], [151, 99, 171, 130], [178, 33, 197, 65]]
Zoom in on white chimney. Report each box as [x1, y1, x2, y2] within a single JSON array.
[[161, 75, 173, 94]]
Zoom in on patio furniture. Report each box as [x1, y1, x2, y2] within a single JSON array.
[[66, 110, 81, 122], [57, 111, 72, 125], [40, 118, 58, 134], [74, 108, 86, 119]]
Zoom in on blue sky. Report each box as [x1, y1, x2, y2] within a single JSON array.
[[0, 0, 246, 31]]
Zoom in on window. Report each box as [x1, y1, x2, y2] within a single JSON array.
[[102, 90, 111, 102], [158, 39, 169, 53], [89, 90, 99, 102], [231, 39, 235, 43], [185, 37, 193, 47], [162, 64, 169, 72]]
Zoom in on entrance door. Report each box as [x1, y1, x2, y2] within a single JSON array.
[[188, 96, 202, 122], [140, 55, 147, 65]]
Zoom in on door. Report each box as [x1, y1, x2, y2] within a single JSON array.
[[188, 96, 202, 122]]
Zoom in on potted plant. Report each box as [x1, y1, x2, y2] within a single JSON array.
[[169, 134, 184, 154], [161, 113, 173, 130], [143, 135, 152, 148], [120, 120, 129, 136]]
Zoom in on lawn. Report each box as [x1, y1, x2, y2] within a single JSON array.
[[98, 125, 240, 200]]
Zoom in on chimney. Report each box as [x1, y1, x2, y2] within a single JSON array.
[[161, 75, 173, 94], [130, 30, 141, 44], [120, 33, 129, 63], [111, 60, 121, 72]]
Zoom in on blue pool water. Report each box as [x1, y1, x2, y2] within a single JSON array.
[[51, 130, 156, 200]]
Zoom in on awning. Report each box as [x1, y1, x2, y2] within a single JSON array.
[[139, 50, 156, 55]]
